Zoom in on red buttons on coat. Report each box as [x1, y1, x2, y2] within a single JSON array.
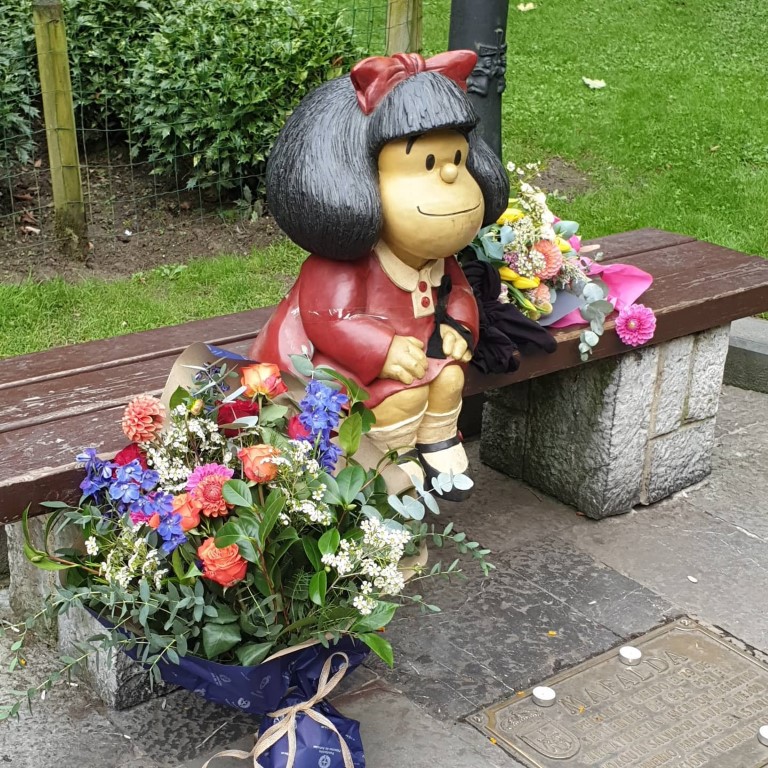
[[421, 297, 430, 308], [418, 280, 428, 292]]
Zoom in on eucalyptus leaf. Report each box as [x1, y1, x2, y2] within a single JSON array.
[[451, 474, 474, 491], [584, 330, 600, 347], [289, 354, 315, 378]]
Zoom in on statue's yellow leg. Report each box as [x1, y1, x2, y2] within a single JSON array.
[[417, 365, 469, 478]]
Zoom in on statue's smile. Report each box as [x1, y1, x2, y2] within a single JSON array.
[[417, 202, 481, 217]]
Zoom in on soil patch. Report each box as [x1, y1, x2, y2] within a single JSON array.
[[537, 157, 593, 200], [0, 145, 283, 284]]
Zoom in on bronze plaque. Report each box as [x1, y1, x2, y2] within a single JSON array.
[[470, 619, 768, 768]]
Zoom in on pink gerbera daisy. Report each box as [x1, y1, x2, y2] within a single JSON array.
[[187, 463, 234, 518], [615, 304, 656, 347]]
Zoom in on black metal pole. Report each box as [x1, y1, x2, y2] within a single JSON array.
[[448, 0, 509, 161]]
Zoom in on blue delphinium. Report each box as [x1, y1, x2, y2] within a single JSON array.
[[153, 493, 186, 554], [298, 379, 349, 471], [77, 448, 116, 499]]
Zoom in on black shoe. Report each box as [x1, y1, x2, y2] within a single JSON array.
[[415, 436, 473, 502]]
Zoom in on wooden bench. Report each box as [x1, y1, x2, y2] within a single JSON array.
[[2, 227, 767, 707], [1, 228, 767, 526]]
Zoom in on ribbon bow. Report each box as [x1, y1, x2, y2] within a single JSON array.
[[202, 652, 355, 768], [350, 50, 477, 115]]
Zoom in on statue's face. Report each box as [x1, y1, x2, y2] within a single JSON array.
[[377, 129, 485, 266]]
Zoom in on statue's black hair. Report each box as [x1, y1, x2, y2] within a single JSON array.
[[266, 71, 509, 261]]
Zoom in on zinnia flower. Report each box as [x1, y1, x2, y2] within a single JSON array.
[[532, 240, 564, 281], [122, 395, 165, 444], [615, 304, 657, 347], [187, 463, 235, 518]]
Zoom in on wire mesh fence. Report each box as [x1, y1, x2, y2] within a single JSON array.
[[0, 0, 419, 279]]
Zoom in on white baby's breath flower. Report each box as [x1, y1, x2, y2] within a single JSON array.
[[85, 536, 99, 556]]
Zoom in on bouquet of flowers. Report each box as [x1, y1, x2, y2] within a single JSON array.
[[4, 345, 491, 767], [470, 163, 656, 360]]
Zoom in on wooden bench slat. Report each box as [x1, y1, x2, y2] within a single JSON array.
[[0, 338, 253, 434], [592, 228, 695, 262], [0, 307, 274, 390]]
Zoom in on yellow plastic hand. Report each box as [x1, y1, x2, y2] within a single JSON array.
[[440, 324, 472, 363], [380, 335, 428, 385]]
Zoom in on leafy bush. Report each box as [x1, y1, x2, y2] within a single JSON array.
[[128, 0, 361, 192], [0, 0, 37, 170], [63, 0, 176, 131]]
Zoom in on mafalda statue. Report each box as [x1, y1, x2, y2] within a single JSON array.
[[251, 51, 508, 500]]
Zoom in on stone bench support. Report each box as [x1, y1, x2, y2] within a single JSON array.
[[6, 513, 170, 709], [480, 325, 730, 519]]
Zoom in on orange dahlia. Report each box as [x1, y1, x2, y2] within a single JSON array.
[[532, 240, 564, 281], [188, 464, 235, 518], [121, 394, 165, 444]]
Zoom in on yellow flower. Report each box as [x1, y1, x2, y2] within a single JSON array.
[[512, 275, 540, 290], [498, 266, 540, 290], [555, 236, 572, 253], [498, 265, 521, 282], [497, 206, 525, 225]]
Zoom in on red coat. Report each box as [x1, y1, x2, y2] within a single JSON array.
[[249, 251, 479, 408]]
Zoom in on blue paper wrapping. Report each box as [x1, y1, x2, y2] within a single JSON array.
[[257, 696, 365, 768]]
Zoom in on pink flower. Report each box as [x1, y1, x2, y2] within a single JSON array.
[[186, 463, 234, 493], [532, 240, 563, 280], [615, 304, 656, 347], [187, 463, 234, 519], [122, 395, 165, 444], [569, 235, 582, 253]]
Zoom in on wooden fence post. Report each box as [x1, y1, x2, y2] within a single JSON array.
[[32, 0, 87, 259], [386, 0, 423, 55]]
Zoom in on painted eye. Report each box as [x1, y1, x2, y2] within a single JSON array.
[[454, 150, 462, 165], [425, 154, 436, 171]]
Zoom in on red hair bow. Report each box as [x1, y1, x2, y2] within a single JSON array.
[[350, 50, 478, 115]]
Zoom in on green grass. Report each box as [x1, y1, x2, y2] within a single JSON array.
[[0, 241, 305, 358], [2, 0, 767, 358]]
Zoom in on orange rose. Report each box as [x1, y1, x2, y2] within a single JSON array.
[[172, 493, 202, 532], [238, 444, 281, 483], [198, 538, 248, 588], [240, 363, 288, 399]]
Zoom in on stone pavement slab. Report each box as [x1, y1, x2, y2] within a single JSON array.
[[183, 682, 521, 768], [560, 386, 768, 651]]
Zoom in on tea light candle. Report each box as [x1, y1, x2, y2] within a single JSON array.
[[619, 646, 642, 666], [532, 686, 557, 707]]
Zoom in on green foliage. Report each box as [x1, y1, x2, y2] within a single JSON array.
[[0, 0, 37, 170], [127, 0, 361, 191], [63, 0, 176, 130]]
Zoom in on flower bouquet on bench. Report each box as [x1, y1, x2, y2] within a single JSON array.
[[6, 346, 492, 767], [467, 163, 657, 362]]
